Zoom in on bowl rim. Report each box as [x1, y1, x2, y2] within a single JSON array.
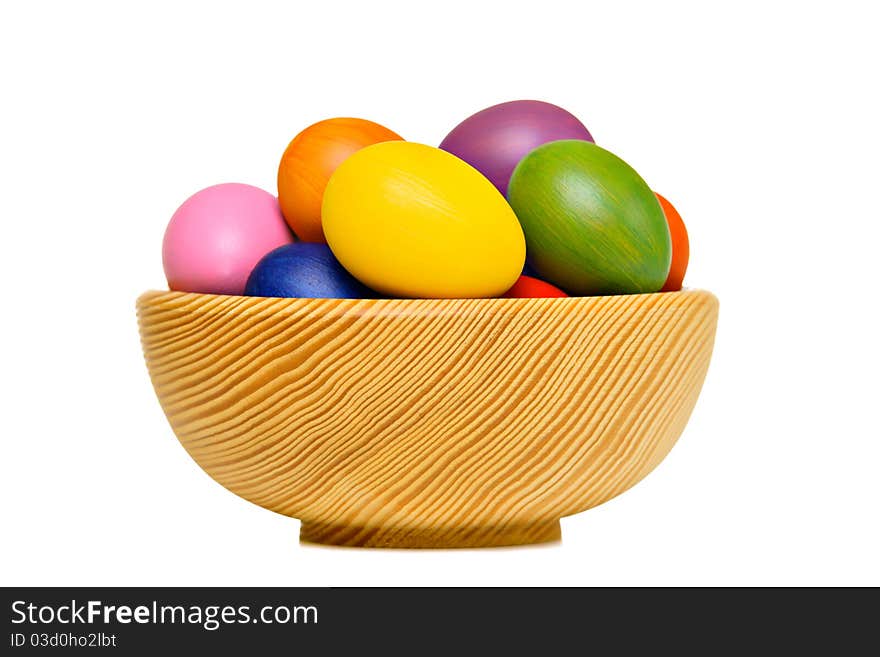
[[137, 289, 718, 322], [138, 287, 712, 303]]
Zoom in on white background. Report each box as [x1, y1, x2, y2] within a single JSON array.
[[1, 0, 878, 586]]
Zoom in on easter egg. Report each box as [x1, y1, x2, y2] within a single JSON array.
[[323, 141, 525, 298], [656, 193, 690, 292], [502, 275, 568, 298], [277, 117, 403, 243], [162, 183, 294, 295], [507, 140, 671, 296], [244, 242, 373, 299], [439, 100, 593, 196]]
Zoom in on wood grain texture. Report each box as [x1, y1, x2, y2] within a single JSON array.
[[137, 290, 718, 548]]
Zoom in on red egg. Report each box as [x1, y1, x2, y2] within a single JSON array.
[[502, 275, 568, 298]]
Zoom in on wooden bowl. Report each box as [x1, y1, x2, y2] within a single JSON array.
[[137, 290, 718, 548]]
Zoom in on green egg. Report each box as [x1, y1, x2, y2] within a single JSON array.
[[507, 140, 671, 296]]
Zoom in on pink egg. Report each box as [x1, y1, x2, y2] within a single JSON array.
[[162, 183, 294, 295]]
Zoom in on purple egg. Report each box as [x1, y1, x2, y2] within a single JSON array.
[[439, 100, 594, 196]]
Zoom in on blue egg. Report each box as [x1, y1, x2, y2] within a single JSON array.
[[244, 243, 373, 299]]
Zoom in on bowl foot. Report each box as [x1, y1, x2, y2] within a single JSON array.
[[299, 519, 561, 549]]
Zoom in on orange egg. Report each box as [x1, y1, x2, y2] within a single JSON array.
[[656, 192, 690, 292], [277, 118, 403, 243]]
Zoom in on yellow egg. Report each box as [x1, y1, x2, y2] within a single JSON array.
[[322, 141, 525, 298]]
